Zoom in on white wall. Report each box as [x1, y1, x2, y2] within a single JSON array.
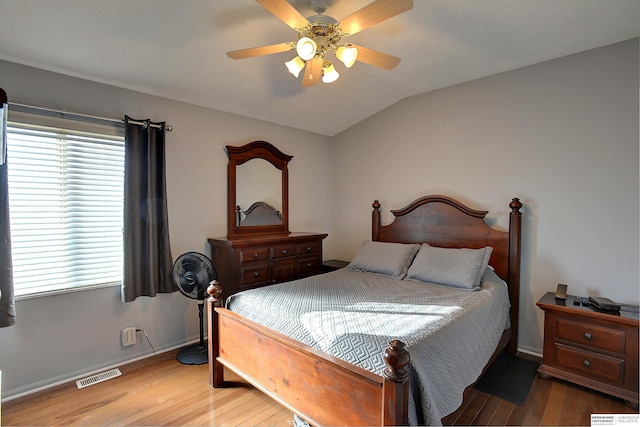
[[0, 60, 333, 399], [331, 39, 639, 355]]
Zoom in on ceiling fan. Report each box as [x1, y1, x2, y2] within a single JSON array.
[[227, 0, 414, 86]]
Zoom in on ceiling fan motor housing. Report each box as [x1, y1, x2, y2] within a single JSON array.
[[300, 15, 342, 55]]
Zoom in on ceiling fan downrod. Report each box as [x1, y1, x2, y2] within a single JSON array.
[[309, 0, 328, 15]]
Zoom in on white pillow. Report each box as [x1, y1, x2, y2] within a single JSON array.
[[406, 244, 493, 290], [345, 241, 420, 279]]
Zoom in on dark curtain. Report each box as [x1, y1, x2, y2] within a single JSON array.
[[121, 116, 175, 302], [0, 88, 16, 327]]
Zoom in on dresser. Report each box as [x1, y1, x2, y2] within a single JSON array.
[[536, 292, 639, 408], [208, 232, 327, 298]]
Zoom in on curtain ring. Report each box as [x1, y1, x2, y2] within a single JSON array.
[[142, 120, 149, 130]]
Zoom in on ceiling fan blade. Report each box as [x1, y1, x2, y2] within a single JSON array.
[[302, 57, 322, 87], [338, 0, 413, 35], [350, 44, 401, 70], [255, 0, 310, 30], [227, 42, 294, 60]]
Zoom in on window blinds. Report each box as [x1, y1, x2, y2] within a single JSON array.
[[7, 110, 125, 297]]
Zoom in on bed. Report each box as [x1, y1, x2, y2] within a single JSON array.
[[206, 195, 523, 426]]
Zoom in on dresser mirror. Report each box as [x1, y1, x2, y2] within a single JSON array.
[[226, 141, 292, 238], [236, 158, 282, 218]]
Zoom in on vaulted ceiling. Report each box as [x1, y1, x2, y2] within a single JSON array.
[[0, 0, 638, 136]]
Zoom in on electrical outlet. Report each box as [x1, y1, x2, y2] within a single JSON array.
[[121, 327, 137, 346]]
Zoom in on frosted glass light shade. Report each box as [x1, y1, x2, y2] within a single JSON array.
[[296, 37, 317, 61], [335, 46, 358, 68], [285, 56, 305, 78], [322, 62, 339, 83]]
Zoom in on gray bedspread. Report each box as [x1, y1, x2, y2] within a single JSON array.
[[225, 268, 510, 426]]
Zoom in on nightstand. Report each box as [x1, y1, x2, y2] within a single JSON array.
[[322, 259, 350, 273], [536, 292, 639, 409]]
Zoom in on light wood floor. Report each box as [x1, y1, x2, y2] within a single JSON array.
[[2, 349, 637, 426]]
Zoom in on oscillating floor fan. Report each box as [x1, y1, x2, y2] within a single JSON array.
[[172, 252, 218, 365]]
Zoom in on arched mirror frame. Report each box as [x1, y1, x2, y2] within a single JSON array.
[[227, 141, 293, 238]]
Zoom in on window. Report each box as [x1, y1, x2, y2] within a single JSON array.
[[6, 108, 125, 297]]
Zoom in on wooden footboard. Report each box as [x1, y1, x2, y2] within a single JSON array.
[[207, 285, 410, 426]]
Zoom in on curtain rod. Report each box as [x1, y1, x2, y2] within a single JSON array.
[[8, 101, 173, 131]]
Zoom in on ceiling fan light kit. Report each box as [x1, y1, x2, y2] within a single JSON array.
[[296, 36, 318, 60], [285, 56, 306, 77], [321, 61, 339, 83], [227, 0, 414, 87], [335, 45, 358, 68]]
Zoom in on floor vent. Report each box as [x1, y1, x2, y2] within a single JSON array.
[[76, 368, 122, 389]]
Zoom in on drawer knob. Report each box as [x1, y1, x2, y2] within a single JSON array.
[[583, 359, 591, 368], [584, 332, 592, 340], [306, 247, 311, 252], [253, 272, 259, 278], [306, 262, 312, 268], [253, 253, 259, 259], [282, 249, 287, 255]]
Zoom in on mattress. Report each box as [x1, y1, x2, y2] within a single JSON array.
[[225, 267, 510, 425]]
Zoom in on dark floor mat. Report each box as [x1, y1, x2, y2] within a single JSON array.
[[474, 351, 540, 405]]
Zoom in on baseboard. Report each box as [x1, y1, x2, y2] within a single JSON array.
[[1, 338, 202, 403], [517, 346, 543, 360]]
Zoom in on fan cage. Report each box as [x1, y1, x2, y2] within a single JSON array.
[[172, 252, 217, 300]]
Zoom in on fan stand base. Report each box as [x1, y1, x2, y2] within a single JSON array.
[[176, 342, 208, 365]]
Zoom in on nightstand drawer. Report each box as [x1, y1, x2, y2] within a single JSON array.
[[555, 343, 625, 384], [556, 317, 626, 355]]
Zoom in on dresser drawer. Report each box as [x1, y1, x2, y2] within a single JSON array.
[[297, 241, 320, 256], [297, 255, 321, 276], [240, 247, 269, 263], [556, 317, 626, 355], [240, 264, 270, 286], [555, 343, 625, 384], [271, 244, 296, 259]]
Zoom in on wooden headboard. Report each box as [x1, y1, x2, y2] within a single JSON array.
[[372, 195, 523, 354]]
